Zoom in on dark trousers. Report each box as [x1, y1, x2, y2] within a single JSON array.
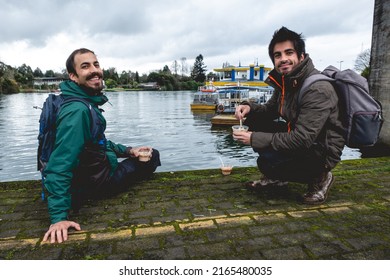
[[105, 149, 161, 195], [245, 113, 327, 184], [72, 149, 161, 205], [256, 148, 327, 184]]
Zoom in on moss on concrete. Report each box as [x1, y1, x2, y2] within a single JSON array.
[[0, 157, 389, 259]]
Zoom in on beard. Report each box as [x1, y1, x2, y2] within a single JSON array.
[[82, 72, 104, 95], [81, 84, 103, 96]]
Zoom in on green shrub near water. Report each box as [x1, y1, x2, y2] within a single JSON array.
[[0, 78, 20, 94]]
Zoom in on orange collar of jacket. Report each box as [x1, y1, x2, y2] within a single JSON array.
[[268, 74, 293, 132]]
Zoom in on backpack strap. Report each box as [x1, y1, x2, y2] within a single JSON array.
[[297, 74, 334, 106], [294, 73, 335, 138], [61, 97, 103, 142]]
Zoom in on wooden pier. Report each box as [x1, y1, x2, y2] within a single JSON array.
[[211, 114, 240, 126]]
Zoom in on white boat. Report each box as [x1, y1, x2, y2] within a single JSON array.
[[215, 82, 273, 114], [246, 85, 274, 104], [190, 90, 219, 111], [211, 82, 274, 126], [216, 85, 250, 114]]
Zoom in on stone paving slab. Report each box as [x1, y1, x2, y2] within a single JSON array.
[[0, 157, 389, 260]]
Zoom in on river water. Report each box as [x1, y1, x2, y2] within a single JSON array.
[[0, 91, 360, 182]]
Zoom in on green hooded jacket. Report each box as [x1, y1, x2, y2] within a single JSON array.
[[44, 80, 129, 224]]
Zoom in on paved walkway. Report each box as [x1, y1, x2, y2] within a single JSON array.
[[0, 157, 389, 260]]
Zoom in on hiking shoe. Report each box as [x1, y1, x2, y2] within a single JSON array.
[[303, 172, 334, 205], [246, 176, 288, 189]]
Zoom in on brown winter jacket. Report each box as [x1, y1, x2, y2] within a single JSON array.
[[246, 55, 345, 170]]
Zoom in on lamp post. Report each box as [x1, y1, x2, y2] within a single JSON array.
[[337, 60, 344, 70]]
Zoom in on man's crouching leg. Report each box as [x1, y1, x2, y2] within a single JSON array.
[[302, 171, 334, 205], [106, 149, 161, 194]]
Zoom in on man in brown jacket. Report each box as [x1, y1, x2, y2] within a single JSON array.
[[234, 27, 345, 204]]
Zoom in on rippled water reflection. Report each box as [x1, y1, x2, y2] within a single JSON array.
[[0, 91, 360, 182]]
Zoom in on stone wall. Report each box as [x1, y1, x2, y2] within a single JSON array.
[[369, 0, 390, 146]]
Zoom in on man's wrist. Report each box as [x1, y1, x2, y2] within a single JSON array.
[[126, 147, 135, 157]]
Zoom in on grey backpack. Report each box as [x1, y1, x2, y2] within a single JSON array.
[[299, 65, 383, 148]]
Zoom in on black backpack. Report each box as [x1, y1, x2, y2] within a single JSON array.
[[36, 94, 101, 200], [298, 65, 384, 148]]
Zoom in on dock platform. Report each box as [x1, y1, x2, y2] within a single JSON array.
[[211, 114, 240, 126]]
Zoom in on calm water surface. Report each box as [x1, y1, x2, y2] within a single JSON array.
[[0, 91, 360, 182]]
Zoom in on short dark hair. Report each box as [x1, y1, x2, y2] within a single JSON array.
[[65, 48, 95, 75], [268, 27, 306, 64]]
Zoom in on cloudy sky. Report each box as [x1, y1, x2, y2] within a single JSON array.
[[0, 0, 374, 75]]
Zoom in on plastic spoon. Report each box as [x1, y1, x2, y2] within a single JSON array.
[[219, 156, 224, 167]]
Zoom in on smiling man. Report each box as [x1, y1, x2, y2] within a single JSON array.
[[67, 50, 105, 94], [42, 48, 161, 243], [234, 27, 345, 205]]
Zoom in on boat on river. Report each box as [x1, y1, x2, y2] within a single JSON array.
[[215, 82, 274, 114], [190, 82, 219, 111], [211, 83, 274, 126], [216, 85, 250, 114], [190, 91, 219, 111], [199, 83, 217, 93]]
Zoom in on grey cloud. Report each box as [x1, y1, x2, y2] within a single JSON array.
[[0, 0, 374, 73], [0, 0, 149, 46], [0, 1, 68, 44]]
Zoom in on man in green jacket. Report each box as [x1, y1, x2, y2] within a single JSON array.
[[43, 48, 161, 243], [234, 27, 344, 204]]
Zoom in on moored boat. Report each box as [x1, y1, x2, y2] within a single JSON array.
[[215, 83, 250, 114], [211, 83, 274, 126], [246, 86, 274, 104], [190, 91, 219, 111], [190, 80, 220, 110], [209, 61, 274, 125], [199, 83, 217, 93]]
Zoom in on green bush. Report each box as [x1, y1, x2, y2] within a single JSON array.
[[0, 78, 20, 94]]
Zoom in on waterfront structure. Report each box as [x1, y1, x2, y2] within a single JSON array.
[[211, 63, 272, 87], [33, 77, 65, 88]]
